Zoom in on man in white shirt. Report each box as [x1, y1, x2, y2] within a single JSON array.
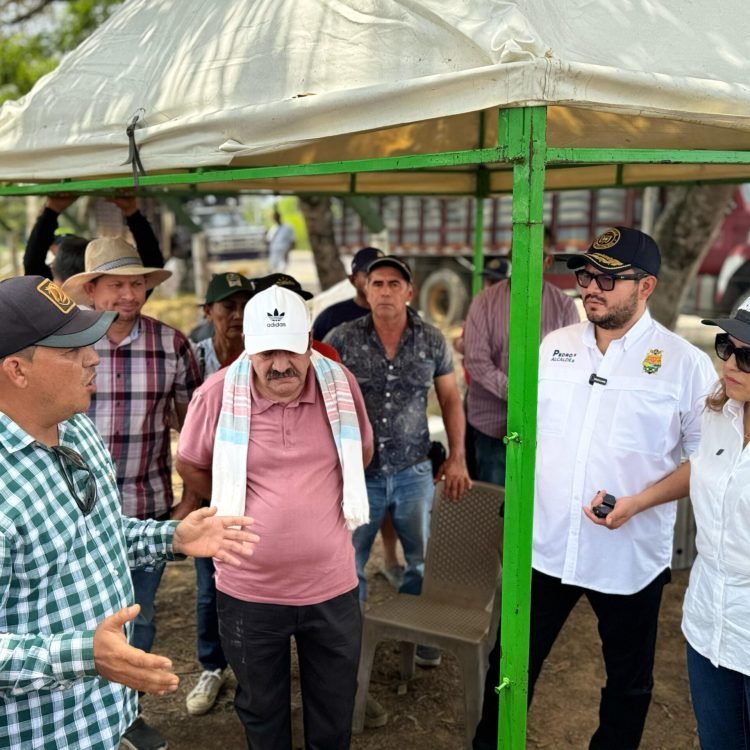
[[266, 209, 295, 273], [474, 227, 716, 750]]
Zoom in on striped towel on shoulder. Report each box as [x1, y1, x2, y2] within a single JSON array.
[[211, 350, 369, 529]]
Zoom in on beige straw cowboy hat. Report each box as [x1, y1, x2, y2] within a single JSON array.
[[62, 237, 172, 304]]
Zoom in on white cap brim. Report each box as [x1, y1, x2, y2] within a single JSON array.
[[245, 332, 310, 355]]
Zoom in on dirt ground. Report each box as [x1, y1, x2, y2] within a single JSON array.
[[141, 541, 699, 750]]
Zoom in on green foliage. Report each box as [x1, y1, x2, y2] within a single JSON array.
[[0, 0, 122, 104], [53, 0, 123, 52], [0, 32, 56, 103]]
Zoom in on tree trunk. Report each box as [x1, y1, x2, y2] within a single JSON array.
[[649, 184, 735, 330], [298, 195, 346, 290]]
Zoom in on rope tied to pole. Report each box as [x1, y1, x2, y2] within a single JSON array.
[[122, 108, 146, 187]]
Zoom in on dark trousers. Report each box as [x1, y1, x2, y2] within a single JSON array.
[[218, 588, 361, 750], [195, 556, 227, 671], [473, 567, 670, 750], [470, 425, 507, 487]]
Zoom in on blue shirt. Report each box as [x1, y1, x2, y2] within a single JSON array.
[[326, 308, 453, 477]]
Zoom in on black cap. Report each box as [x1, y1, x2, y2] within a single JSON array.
[[481, 257, 510, 281], [702, 299, 750, 344], [564, 227, 661, 278], [367, 256, 413, 283], [351, 246, 384, 275], [253, 273, 313, 301], [0, 276, 116, 358], [203, 272, 255, 304]]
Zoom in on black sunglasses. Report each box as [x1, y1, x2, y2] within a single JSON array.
[[715, 333, 750, 374], [575, 269, 646, 292], [51, 445, 98, 516]]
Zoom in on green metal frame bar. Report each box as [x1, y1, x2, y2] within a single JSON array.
[[0, 147, 509, 196], [548, 147, 750, 164], [2, 143, 749, 198], [472, 166, 490, 296], [496, 106, 547, 750]]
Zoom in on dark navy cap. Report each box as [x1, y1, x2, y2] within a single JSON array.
[[366, 256, 413, 283], [0, 276, 116, 358], [481, 257, 510, 281], [351, 246, 384, 275], [565, 226, 661, 278]]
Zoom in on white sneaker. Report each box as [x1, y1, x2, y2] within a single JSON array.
[[185, 668, 227, 716]]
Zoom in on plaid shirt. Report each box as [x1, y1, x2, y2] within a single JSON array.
[[0, 410, 179, 749], [325, 308, 453, 477], [88, 315, 201, 519]]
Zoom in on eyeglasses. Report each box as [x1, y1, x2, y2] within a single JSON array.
[[575, 270, 646, 292], [51, 445, 98, 516], [715, 333, 750, 374]]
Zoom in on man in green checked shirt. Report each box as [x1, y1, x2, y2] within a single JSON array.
[[0, 275, 259, 750]]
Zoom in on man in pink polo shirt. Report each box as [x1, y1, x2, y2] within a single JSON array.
[[176, 285, 373, 750]]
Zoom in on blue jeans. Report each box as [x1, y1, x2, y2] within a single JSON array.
[[195, 556, 228, 671], [687, 642, 750, 749], [130, 562, 166, 653], [354, 461, 434, 600], [471, 425, 506, 486]]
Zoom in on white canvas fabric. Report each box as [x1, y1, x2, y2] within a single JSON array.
[[0, 0, 749, 191]]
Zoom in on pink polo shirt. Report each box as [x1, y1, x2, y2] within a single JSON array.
[[177, 363, 373, 605]]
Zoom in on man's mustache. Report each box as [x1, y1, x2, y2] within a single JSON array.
[[267, 367, 300, 380], [583, 293, 606, 305]]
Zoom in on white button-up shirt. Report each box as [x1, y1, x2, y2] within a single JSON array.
[[533, 310, 716, 594], [682, 400, 750, 674]]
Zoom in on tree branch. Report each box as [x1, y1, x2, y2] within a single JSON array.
[[2, 0, 57, 26]]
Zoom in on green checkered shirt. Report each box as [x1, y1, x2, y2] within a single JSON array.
[[0, 410, 179, 749]]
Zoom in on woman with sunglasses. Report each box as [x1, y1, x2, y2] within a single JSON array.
[[682, 300, 750, 749]]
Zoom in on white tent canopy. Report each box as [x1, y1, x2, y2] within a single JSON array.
[[0, 0, 749, 193]]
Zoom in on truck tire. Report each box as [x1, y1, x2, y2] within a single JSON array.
[[418, 268, 469, 327]]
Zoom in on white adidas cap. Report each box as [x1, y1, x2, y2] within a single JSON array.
[[243, 285, 311, 355]]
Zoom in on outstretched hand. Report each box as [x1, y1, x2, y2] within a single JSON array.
[[94, 605, 178, 694], [172, 506, 259, 565]]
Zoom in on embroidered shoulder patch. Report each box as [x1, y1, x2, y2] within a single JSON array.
[[642, 348, 663, 374]]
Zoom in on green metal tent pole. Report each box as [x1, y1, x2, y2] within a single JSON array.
[[471, 165, 490, 296], [472, 195, 485, 296], [495, 105, 547, 749]]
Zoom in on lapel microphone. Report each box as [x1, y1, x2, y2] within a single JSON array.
[[589, 373, 608, 386]]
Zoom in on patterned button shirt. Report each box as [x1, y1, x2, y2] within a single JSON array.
[[0, 410, 179, 749], [88, 315, 201, 519], [326, 308, 453, 477]]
